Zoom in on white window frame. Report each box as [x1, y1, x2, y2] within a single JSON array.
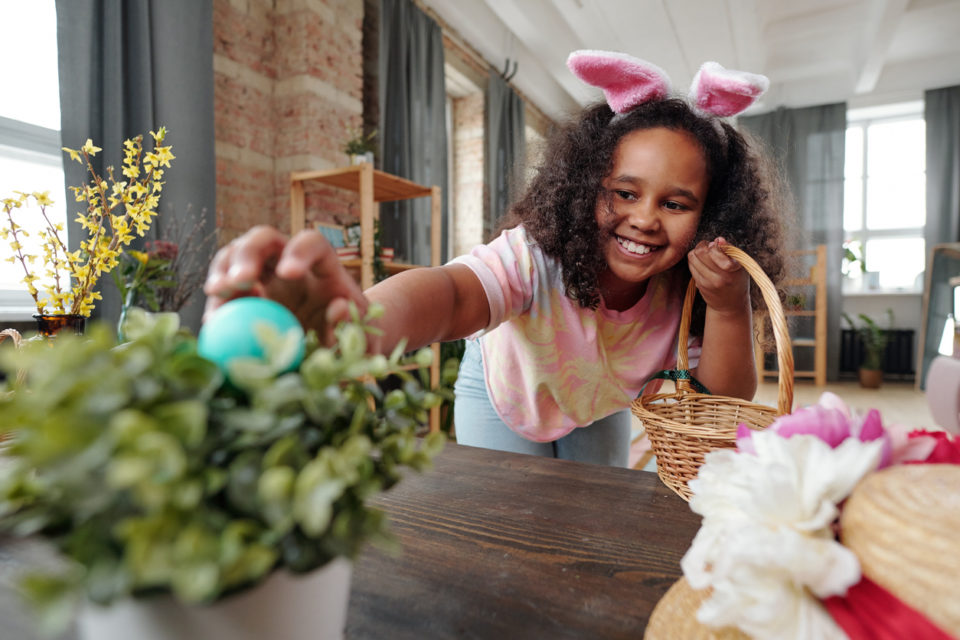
[[844, 103, 925, 295], [0, 115, 64, 322]]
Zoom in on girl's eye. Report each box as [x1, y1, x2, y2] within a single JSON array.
[[663, 201, 689, 211], [614, 190, 636, 201]]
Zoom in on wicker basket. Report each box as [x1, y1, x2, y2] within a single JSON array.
[[631, 245, 794, 501]]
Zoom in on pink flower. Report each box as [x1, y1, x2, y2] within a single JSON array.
[[146, 239, 179, 262], [904, 429, 960, 464], [737, 392, 893, 468]]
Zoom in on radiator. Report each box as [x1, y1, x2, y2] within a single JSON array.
[[839, 329, 915, 376]]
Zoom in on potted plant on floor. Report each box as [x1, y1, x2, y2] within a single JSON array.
[[0, 305, 448, 639], [842, 310, 892, 389]]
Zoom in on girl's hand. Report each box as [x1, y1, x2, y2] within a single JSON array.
[[687, 237, 750, 315], [203, 225, 368, 346]]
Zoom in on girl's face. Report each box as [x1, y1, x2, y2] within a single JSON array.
[[595, 127, 708, 309]]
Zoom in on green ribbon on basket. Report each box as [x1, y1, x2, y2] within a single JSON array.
[[637, 369, 712, 398]]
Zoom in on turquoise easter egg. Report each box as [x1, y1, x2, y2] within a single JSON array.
[[198, 297, 305, 376]]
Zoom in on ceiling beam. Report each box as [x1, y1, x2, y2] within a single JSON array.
[[855, 0, 910, 94], [724, 0, 765, 74], [550, 0, 628, 55]]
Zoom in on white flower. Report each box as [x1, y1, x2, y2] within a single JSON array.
[[680, 432, 883, 639]]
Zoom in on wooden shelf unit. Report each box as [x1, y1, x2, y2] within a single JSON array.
[[755, 244, 827, 386], [290, 163, 443, 432]]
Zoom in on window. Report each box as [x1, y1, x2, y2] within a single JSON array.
[[0, 0, 64, 320], [843, 103, 925, 293]]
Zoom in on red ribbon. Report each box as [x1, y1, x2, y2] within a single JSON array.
[[823, 575, 955, 639]]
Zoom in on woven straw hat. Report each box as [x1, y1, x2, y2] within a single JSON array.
[[840, 463, 960, 635], [645, 464, 960, 638], [644, 577, 748, 640]]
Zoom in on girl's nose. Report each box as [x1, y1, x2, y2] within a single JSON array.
[[628, 200, 661, 232]]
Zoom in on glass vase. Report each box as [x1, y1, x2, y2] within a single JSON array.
[[33, 314, 86, 338]]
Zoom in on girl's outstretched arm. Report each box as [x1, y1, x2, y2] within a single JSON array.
[[365, 263, 490, 353], [687, 237, 757, 400], [204, 225, 490, 352]]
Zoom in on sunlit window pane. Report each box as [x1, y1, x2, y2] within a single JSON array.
[[864, 237, 925, 291], [0, 148, 67, 292], [843, 178, 863, 232], [845, 126, 863, 178], [866, 119, 925, 177], [865, 172, 925, 229], [0, 1, 60, 130]]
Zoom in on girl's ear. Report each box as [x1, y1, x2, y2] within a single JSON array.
[[567, 50, 671, 114], [689, 62, 769, 117]]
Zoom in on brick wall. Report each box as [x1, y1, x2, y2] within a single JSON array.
[[213, 0, 364, 244], [212, 0, 555, 255], [452, 93, 485, 258]]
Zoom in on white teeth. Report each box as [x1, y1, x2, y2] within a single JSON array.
[[617, 236, 652, 255]]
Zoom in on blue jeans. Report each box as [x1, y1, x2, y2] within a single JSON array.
[[453, 340, 630, 467]]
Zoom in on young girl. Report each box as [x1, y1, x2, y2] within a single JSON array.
[[204, 51, 789, 468]]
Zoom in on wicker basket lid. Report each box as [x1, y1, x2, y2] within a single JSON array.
[[840, 463, 960, 635], [644, 577, 748, 640]]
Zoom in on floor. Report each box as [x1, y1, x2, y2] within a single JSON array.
[[753, 379, 935, 428], [629, 379, 936, 469]]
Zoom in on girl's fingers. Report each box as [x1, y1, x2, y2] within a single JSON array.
[[689, 238, 750, 314], [276, 230, 335, 278], [692, 237, 738, 273], [202, 226, 372, 339], [203, 226, 290, 319], [276, 231, 368, 317], [205, 226, 287, 293]]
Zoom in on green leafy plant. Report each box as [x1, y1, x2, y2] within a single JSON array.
[[438, 339, 466, 436], [110, 245, 177, 340], [0, 306, 446, 631], [842, 240, 867, 277], [342, 127, 377, 156], [842, 310, 893, 371], [785, 293, 806, 310]]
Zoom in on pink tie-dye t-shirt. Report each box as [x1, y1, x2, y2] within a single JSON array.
[[450, 225, 699, 442]]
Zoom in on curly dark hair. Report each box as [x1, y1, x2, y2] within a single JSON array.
[[497, 98, 792, 336]]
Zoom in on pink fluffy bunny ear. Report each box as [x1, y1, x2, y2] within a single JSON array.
[[566, 50, 671, 114], [689, 61, 769, 117]]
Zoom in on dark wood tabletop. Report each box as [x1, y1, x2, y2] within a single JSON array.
[[346, 443, 701, 639], [1, 443, 700, 640]]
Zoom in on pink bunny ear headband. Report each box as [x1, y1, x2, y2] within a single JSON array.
[[566, 50, 769, 119]]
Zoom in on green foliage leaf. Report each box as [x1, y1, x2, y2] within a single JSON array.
[[0, 305, 448, 630]]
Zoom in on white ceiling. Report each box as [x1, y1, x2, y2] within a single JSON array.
[[422, 0, 960, 122]]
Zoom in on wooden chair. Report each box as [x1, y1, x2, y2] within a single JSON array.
[[755, 244, 827, 386]]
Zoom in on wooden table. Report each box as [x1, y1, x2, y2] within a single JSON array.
[[347, 443, 700, 639], [1, 444, 700, 639]]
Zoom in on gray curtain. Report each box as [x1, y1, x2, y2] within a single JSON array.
[[55, 0, 216, 333], [918, 85, 960, 388], [740, 104, 847, 382], [925, 86, 960, 251], [485, 71, 525, 239], [378, 0, 449, 265]]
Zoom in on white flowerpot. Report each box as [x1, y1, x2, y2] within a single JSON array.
[[77, 557, 352, 640], [349, 151, 374, 165]]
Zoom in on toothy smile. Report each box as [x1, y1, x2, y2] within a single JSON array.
[[616, 236, 655, 255]]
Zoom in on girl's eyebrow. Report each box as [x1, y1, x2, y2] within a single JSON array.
[[608, 175, 702, 205]]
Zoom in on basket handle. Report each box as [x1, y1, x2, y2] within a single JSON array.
[[676, 245, 794, 415]]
